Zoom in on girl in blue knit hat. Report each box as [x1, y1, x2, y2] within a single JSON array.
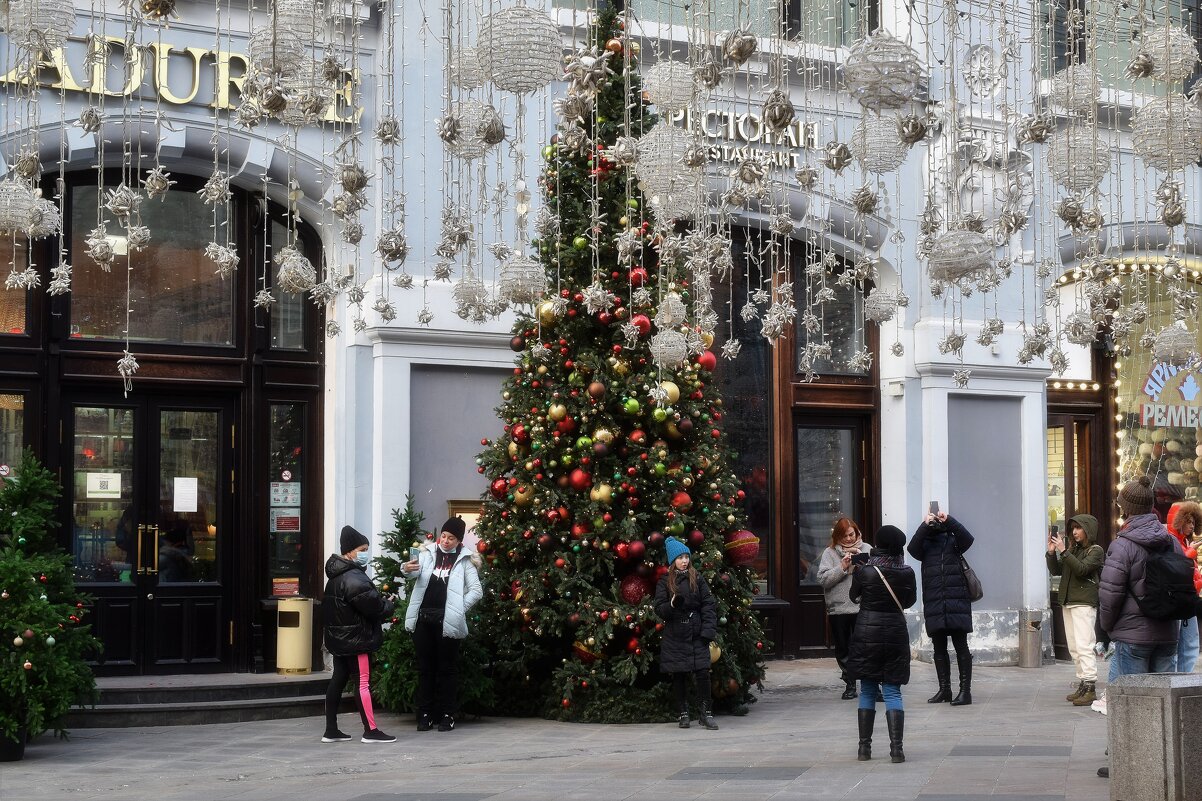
[[653, 536, 719, 730]]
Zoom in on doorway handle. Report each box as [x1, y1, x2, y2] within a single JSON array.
[[136, 524, 146, 575], [146, 593, 155, 600], [148, 525, 159, 575]]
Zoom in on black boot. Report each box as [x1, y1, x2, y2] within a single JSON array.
[[857, 708, 875, 760], [699, 703, 719, 730], [950, 655, 973, 706], [927, 651, 952, 703], [842, 678, 858, 700], [886, 710, 905, 763], [678, 710, 690, 728]]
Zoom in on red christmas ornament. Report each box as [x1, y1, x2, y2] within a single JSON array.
[[625, 636, 640, 653], [688, 529, 705, 548], [670, 491, 693, 509], [723, 530, 761, 566], [619, 573, 652, 604], [631, 314, 651, 336], [512, 424, 529, 443], [648, 531, 665, 546], [569, 468, 592, 491], [490, 478, 508, 499], [629, 267, 649, 286], [537, 534, 553, 548], [614, 542, 630, 561], [476, 540, 490, 553], [627, 540, 647, 561], [599, 610, 609, 621], [696, 350, 717, 371]]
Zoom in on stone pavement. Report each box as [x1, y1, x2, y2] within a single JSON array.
[[1, 659, 1112, 801]]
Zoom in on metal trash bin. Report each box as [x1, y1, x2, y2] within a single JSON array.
[[1017, 609, 1042, 668], [276, 597, 313, 674]]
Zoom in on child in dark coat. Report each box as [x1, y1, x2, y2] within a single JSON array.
[[653, 537, 719, 730], [846, 525, 917, 763]]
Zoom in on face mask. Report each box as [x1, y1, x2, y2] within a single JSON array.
[[438, 543, 457, 554], [354, 550, 371, 566]]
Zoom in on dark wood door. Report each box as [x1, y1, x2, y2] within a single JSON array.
[[66, 394, 235, 674]]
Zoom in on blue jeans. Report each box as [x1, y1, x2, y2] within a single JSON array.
[[1112, 640, 1177, 677], [1176, 617, 1199, 674], [859, 680, 903, 712]]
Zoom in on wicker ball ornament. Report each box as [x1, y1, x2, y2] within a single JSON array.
[[442, 100, 505, 161], [1050, 64, 1100, 114], [25, 198, 62, 239], [274, 60, 333, 127], [449, 47, 486, 90], [1132, 95, 1202, 171], [849, 113, 908, 174], [247, 24, 306, 77], [274, 246, 317, 294], [5, 0, 75, 52], [863, 289, 897, 323], [1139, 23, 1199, 83], [649, 329, 689, 369], [632, 124, 701, 220], [0, 181, 36, 234], [643, 60, 697, 112], [497, 255, 546, 305], [478, 6, 562, 94], [842, 30, 924, 111], [1153, 323, 1196, 366], [927, 229, 993, 282], [1048, 125, 1110, 191]]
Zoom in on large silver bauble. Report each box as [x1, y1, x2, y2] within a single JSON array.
[[478, 6, 562, 94], [927, 229, 993, 282], [643, 60, 697, 112], [1132, 95, 1202, 171], [849, 113, 908, 174], [1048, 125, 1110, 191], [842, 30, 924, 111]]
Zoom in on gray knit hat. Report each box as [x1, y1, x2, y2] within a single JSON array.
[[1118, 476, 1154, 517]]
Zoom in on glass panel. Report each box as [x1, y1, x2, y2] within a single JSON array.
[[72, 406, 135, 584], [791, 0, 867, 46], [270, 221, 306, 350], [796, 426, 856, 584], [69, 184, 235, 345], [0, 393, 24, 467], [795, 248, 867, 376], [1073, 421, 1089, 515], [712, 242, 772, 591], [157, 410, 220, 582], [268, 403, 305, 592], [1047, 426, 1067, 528], [0, 236, 28, 335]]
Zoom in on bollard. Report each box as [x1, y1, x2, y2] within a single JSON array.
[[276, 597, 313, 674], [1017, 609, 1042, 668], [1109, 673, 1202, 801]]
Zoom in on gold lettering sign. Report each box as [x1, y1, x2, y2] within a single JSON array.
[[0, 37, 359, 125], [671, 108, 818, 167]]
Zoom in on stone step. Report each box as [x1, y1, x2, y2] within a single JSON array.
[[65, 693, 353, 728], [94, 677, 330, 706]]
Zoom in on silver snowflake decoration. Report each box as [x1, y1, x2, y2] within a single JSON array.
[[372, 297, 397, 323], [346, 284, 367, 304], [325, 320, 341, 338], [631, 287, 653, 308], [822, 142, 853, 174], [47, 263, 72, 295], [952, 369, 971, 388], [236, 101, 264, 129], [620, 322, 641, 348], [117, 351, 139, 393], [104, 183, 142, 223], [850, 184, 879, 215], [376, 228, 409, 264], [615, 227, 641, 264], [554, 92, 592, 125], [393, 273, 415, 289], [142, 166, 175, 200], [559, 125, 591, 156], [721, 338, 742, 360], [740, 301, 760, 322], [581, 283, 614, 315], [488, 242, 514, 262], [770, 213, 795, 236], [198, 172, 232, 206], [549, 295, 570, 318]]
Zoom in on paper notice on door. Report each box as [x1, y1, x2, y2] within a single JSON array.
[[270, 482, 301, 507], [86, 472, 122, 499], [173, 477, 198, 513], [270, 508, 301, 532]]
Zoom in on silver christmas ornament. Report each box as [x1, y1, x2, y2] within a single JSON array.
[[142, 166, 176, 200], [1016, 114, 1054, 144], [649, 329, 689, 369], [6, 0, 75, 53], [1138, 23, 1199, 83], [276, 60, 333, 127], [761, 88, 796, 133], [1153, 322, 1196, 366], [198, 172, 232, 206], [375, 116, 401, 145], [610, 136, 638, 166], [794, 164, 819, 189], [822, 141, 853, 174], [644, 60, 697, 112], [850, 184, 879, 215], [694, 53, 723, 90], [274, 246, 317, 294], [722, 30, 758, 66], [849, 113, 908, 174], [1049, 63, 1099, 114], [927, 229, 992, 283], [449, 47, 486, 90], [205, 243, 240, 279], [0, 181, 36, 234], [842, 30, 924, 111], [1048, 125, 1109, 191], [1127, 52, 1155, 79], [497, 255, 546, 306], [376, 229, 409, 264], [338, 163, 369, 193], [478, 6, 562, 94], [1132, 95, 1202, 172], [104, 184, 141, 223], [1064, 310, 1096, 346], [864, 288, 897, 323], [897, 114, 928, 145], [76, 107, 103, 133]]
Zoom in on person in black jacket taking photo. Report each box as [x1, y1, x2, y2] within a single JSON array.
[[322, 525, 397, 744], [845, 525, 917, 763], [908, 509, 976, 706], [654, 536, 719, 731]]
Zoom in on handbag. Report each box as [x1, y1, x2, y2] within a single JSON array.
[[873, 566, 905, 612], [416, 607, 444, 625], [959, 554, 984, 602]]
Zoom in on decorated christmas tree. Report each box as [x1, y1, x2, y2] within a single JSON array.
[[0, 451, 97, 755], [372, 496, 493, 715], [473, 8, 768, 723]]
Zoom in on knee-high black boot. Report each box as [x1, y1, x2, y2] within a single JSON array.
[[950, 654, 972, 706], [886, 710, 905, 763], [857, 709, 875, 760], [927, 651, 952, 703]]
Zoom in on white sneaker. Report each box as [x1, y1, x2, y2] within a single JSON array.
[[1091, 693, 1107, 715]]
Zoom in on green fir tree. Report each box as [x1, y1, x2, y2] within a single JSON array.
[[0, 450, 98, 747], [372, 496, 493, 715], [473, 8, 768, 723]]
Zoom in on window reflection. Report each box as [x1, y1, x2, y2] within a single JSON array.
[[270, 221, 307, 350], [0, 237, 28, 335], [72, 406, 136, 584], [796, 427, 857, 584], [158, 410, 219, 582], [0, 393, 24, 468], [268, 403, 305, 591], [794, 246, 867, 376]]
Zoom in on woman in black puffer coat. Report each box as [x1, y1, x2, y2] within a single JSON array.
[[845, 525, 916, 763], [907, 511, 976, 706], [322, 525, 396, 744], [654, 537, 719, 730]]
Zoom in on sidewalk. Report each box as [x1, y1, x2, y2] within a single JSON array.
[[1, 659, 1110, 801]]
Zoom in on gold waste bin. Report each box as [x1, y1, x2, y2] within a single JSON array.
[[276, 597, 313, 674]]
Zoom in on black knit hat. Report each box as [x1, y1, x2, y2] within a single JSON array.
[[441, 516, 467, 541], [1118, 476, 1155, 517], [340, 524, 369, 555], [875, 525, 906, 556]]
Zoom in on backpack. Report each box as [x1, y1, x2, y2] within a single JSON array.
[[1134, 543, 1202, 621]]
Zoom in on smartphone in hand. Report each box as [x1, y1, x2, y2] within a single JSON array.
[[928, 500, 940, 516]]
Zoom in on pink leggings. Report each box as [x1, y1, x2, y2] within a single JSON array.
[[325, 653, 376, 732]]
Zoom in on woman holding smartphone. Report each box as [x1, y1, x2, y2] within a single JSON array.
[[1045, 515, 1104, 705], [817, 518, 873, 699], [908, 503, 976, 706], [400, 516, 482, 732]]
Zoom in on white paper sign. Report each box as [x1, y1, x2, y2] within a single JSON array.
[[173, 477, 199, 513], [86, 472, 122, 499], [270, 482, 301, 507]]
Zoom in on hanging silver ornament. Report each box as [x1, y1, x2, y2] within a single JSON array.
[[274, 60, 333, 127], [681, 143, 710, 169], [0, 181, 34, 235], [274, 246, 317, 293], [1049, 63, 1099, 114], [498, 255, 546, 306], [563, 46, 615, 97], [1153, 322, 1196, 366], [761, 88, 796, 133], [142, 166, 176, 200], [822, 141, 853, 174], [937, 332, 966, 356], [722, 30, 758, 66], [452, 274, 491, 322], [864, 288, 897, 323], [6, 0, 75, 53], [611, 137, 638, 166], [253, 289, 276, 309], [1126, 52, 1155, 79], [25, 198, 60, 239], [235, 100, 264, 129], [1162, 201, 1187, 228], [1064, 310, 1096, 346], [1048, 125, 1109, 191], [246, 26, 305, 79], [850, 184, 879, 215], [649, 329, 689, 369], [1016, 114, 1054, 145], [849, 113, 908, 174], [721, 339, 742, 360], [694, 53, 723, 90], [1132, 95, 1202, 171], [46, 263, 72, 295], [554, 93, 592, 126], [1056, 195, 1085, 229], [890, 342, 904, 357], [198, 172, 232, 206], [449, 47, 486, 90], [632, 123, 700, 212], [770, 213, 795, 236], [794, 164, 819, 189], [319, 55, 344, 85], [341, 221, 364, 245], [393, 273, 414, 290], [1138, 23, 1199, 83], [952, 369, 971, 389], [309, 280, 338, 306], [330, 191, 365, 221], [644, 60, 697, 112], [104, 184, 142, 223], [478, 6, 562, 93], [376, 229, 409, 264], [338, 163, 369, 194], [975, 317, 1003, 346], [928, 229, 992, 283], [127, 225, 152, 252], [12, 151, 40, 182], [559, 125, 591, 156], [842, 30, 924, 111], [896, 114, 928, 145], [205, 242, 240, 279], [375, 116, 401, 145], [76, 107, 103, 134]]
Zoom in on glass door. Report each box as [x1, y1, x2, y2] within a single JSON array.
[[68, 395, 234, 674]]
